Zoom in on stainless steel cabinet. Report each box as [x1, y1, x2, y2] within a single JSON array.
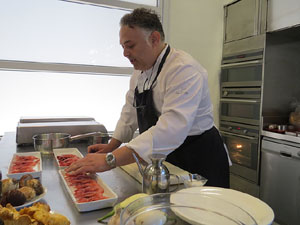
[[267, 0, 300, 32], [260, 137, 300, 225], [224, 0, 267, 43]]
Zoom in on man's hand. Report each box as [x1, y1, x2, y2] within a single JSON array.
[[88, 144, 110, 153], [88, 137, 122, 153], [65, 153, 109, 175]]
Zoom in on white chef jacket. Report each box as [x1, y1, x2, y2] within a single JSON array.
[[113, 45, 214, 162]]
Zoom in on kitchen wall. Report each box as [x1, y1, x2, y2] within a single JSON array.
[[164, 0, 233, 127]]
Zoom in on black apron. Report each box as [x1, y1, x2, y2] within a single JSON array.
[[134, 45, 170, 134], [134, 46, 229, 188]]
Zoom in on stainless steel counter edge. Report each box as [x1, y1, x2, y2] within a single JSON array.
[[261, 130, 300, 144], [0, 132, 141, 225]]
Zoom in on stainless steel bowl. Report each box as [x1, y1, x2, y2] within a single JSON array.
[[33, 132, 111, 154], [33, 133, 71, 154]]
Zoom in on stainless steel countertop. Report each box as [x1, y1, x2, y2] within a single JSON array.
[[0, 132, 141, 225], [261, 130, 300, 144]]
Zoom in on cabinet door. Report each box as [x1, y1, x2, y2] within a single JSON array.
[[224, 0, 258, 42], [267, 0, 300, 32]]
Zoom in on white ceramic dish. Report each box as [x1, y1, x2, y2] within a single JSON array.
[[120, 193, 257, 225], [53, 148, 83, 169], [15, 187, 47, 210], [7, 152, 42, 179], [58, 170, 118, 212], [171, 187, 274, 225]]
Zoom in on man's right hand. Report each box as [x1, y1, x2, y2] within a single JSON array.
[[87, 137, 122, 154], [87, 144, 110, 153]]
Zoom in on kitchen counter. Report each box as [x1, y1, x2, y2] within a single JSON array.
[[0, 132, 141, 225]]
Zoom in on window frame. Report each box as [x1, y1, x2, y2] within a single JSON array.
[[0, 0, 164, 76]]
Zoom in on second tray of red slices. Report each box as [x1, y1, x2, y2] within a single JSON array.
[[53, 148, 83, 169], [58, 170, 118, 212], [7, 152, 42, 179]]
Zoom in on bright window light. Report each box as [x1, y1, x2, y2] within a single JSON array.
[[0, 70, 130, 134], [0, 0, 131, 67], [119, 0, 157, 6], [0, 0, 163, 136]]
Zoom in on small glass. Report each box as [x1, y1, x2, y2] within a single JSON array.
[[183, 174, 207, 188]]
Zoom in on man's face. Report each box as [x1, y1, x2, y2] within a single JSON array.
[[120, 25, 155, 71]]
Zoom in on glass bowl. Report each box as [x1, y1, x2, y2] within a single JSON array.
[[120, 192, 257, 225], [183, 174, 207, 188]]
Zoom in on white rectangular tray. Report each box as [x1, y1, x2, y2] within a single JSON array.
[[53, 148, 83, 169], [58, 170, 118, 212], [7, 152, 42, 179]]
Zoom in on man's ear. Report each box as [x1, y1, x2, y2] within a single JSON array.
[[150, 31, 161, 47]]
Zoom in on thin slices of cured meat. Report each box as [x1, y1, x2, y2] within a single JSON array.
[[57, 154, 80, 167], [10, 155, 40, 173], [64, 173, 108, 203]]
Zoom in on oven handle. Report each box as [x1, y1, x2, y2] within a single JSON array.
[[220, 131, 258, 141], [220, 98, 260, 104], [221, 60, 262, 69]]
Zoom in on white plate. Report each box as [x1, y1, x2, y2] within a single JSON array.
[[15, 187, 47, 210], [58, 170, 118, 212], [7, 152, 42, 179], [171, 187, 274, 225], [53, 148, 83, 169]]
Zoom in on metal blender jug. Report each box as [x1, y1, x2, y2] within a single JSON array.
[[132, 153, 171, 194]]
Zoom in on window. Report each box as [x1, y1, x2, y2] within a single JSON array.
[[0, 0, 163, 135], [119, 0, 157, 6]]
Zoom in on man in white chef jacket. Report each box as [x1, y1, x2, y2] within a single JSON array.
[[67, 8, 230, 188]]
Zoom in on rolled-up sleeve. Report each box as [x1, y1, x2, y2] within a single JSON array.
[[113, 71, 139, 143]]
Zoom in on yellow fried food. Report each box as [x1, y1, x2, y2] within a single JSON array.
[[32, 209, 50, 224], [0, 202, 70, 225], [20, 202, 50, 217], [47, 213, 70, 225], [0, 203, 18, 220], [3, 215, 34, 225]]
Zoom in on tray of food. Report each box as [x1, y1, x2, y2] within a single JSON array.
[[7, 152, 42, 179], [58, 170, 118, 212], [0, 202, 70, 225], [0, 174, 46, 209], [53, 148, 83, 169]]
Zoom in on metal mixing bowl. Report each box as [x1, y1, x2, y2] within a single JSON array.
[[33, 133, 70, 154], [32, 132, 111, 154]]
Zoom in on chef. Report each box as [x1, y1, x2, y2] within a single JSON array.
[[66, 8, 230, 188]]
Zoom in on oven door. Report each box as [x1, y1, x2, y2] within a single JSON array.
[[221, 131, 258, 183], [221, 60, 263, 88], [220, 98, 261, 125]]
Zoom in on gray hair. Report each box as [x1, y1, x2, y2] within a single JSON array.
[[120, 8, 165, 42]]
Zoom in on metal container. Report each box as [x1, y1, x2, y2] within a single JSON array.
[[132, 153, 180, 194], [33, 132, 110, 155], [277, 125, 287, 132], [142, 154, 170, 194]]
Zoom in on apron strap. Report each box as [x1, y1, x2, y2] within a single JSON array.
[[150, 45, 170, 89]]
